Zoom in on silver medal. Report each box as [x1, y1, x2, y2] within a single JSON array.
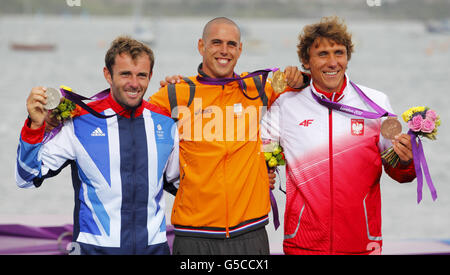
[[44, 87, 61, 110]]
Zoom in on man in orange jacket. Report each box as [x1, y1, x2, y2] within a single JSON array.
[[150, 17, 307, 255]]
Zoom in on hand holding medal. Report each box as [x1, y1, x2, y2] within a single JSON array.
[[271, 66, 305, 94]]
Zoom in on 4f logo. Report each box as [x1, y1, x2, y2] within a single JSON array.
[[299, 119, 314, 127], [66, 0, 81, 7]]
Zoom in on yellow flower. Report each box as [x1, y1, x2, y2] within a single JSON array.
[[413, 106, 426, 113], [435, 116, 441, 126], [401, 109, 414, 122]]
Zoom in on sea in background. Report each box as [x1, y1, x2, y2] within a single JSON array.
[[0, 15, 449, 254]]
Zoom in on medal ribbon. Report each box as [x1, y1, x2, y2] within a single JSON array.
[[270, 190, 280, 230], [61, 88, 113, 119], [43, 88, 114, 144], [196, 67, 279, 92], [311, 81, 396, 119], [408, 130, 438, 203]]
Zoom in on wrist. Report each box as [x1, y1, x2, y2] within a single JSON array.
[[30, 121, 44, 130], [27, 115, 44, 129], [298, 73, 310, 89]]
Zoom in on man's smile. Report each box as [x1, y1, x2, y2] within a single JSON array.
[[216, 57, 231, 65]]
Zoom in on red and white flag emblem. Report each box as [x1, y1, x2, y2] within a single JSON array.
[[351, 119, 364, 136]]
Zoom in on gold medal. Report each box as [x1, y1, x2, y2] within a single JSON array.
[[272, 70, 287, 94], [380, 117, 402, 139]]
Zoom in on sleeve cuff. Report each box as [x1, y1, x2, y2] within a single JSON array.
[[285, 72, 311, 91], [397, 158, 415, 170], [21, 118, 45, 144]]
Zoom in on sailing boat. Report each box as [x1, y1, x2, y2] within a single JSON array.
[[10, 40, 56, 52]]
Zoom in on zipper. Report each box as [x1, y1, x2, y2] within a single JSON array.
[[130, 110, 137, 253], [328, 107, 334, 253], [222, 85, 230, 238], [224, 151, 230, 238]]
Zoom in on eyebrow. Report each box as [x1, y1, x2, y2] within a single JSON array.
[[211, 39, 238, 46], [119, 71, 149, 77], [138, 72, 149, 77]]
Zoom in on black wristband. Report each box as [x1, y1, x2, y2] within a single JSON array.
[[299, 73, 310, 89]]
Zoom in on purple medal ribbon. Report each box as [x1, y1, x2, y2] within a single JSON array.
[[197, 67, 281, 230], [408, 130, 437, 203], [270, 190, 280, 230], [196, 68, 279, 91], [311, 81, 396, 119], [43, 88, 112, 144]]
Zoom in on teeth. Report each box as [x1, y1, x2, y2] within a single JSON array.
[[324, 71, 337, 75], [217, 58, 229, 64]]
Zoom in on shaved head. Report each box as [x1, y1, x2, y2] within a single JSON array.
[[202, 17, 241, 41]]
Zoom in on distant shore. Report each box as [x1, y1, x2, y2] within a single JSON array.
[[1, 0, 449, 21]]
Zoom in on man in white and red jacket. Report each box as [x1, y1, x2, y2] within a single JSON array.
[[261, 16, 416, 255]]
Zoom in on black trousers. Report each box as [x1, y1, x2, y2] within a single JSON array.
[[172, 227, 270, 255]]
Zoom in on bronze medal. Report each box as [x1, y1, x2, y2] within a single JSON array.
[[380, 117, 402, 139], [272, 70, 287, 94]]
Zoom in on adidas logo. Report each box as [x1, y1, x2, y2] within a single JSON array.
[[91, 127, 105, 137]]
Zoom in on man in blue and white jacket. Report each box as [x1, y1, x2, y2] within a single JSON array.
[[15, 36, 179, 254]]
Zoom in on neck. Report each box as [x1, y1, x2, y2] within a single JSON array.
[[108, 93, 144, 118], [313, 76, 347, 101], [198, 63, 236, 79]]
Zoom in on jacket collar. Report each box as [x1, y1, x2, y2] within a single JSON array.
[[106, 90, 145, 118], [311, 74, 348, 103], [197, 63, 240, 79]]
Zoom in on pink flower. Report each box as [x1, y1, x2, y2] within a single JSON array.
[[408, 114, 423, 132], [426, 109, 437, 121], [421, 118, 435, 133]]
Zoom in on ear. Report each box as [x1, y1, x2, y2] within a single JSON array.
[[104, 67, 113, 85], [237, 41, 243, 58], [301, 59, 310, 70], [198, 38, 205, 57]]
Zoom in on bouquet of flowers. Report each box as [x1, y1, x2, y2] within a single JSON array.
[[48, 86, 82, 123], [401, 106, 441, 139], [381, 106, 440, 167], [262, 141, 286, 168]]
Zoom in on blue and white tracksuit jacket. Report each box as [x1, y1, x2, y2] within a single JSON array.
[[15, 94, 179, 254]]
